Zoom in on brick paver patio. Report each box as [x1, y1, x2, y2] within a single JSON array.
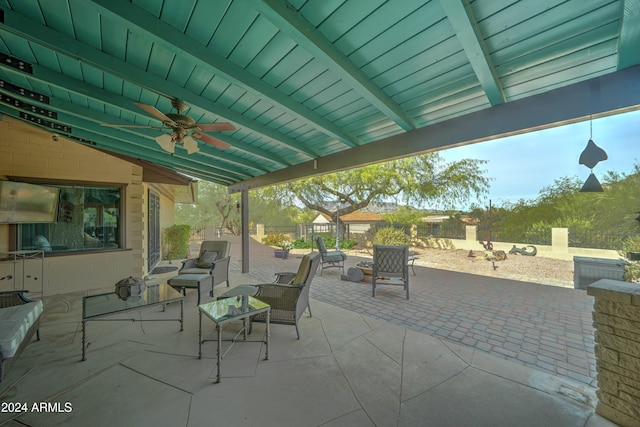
[[214, 237, 597, 388]]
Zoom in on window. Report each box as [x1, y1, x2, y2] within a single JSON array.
[[17, 184, 123, 253]]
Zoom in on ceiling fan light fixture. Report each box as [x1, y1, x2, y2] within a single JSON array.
[[155, 133, 175, 153], [182, 135, 200, 154], [102, 100, 235, 155]]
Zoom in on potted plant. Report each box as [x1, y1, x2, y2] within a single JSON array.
[[274, 240, 294, 259]]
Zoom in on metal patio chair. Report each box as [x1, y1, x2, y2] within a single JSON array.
[[314, 236, 346, 275], [372, 244, 410, 300]]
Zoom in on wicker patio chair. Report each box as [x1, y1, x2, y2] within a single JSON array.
[[250, 252, 321, 339], [372, 245, 410, 299]]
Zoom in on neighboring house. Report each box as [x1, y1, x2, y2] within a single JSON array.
[[312, 211, 385, 234], [420, 215, 451, 223], [0, 117, 196, 295]]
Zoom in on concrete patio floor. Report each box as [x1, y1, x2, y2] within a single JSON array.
[[0, 238, 618, 426]]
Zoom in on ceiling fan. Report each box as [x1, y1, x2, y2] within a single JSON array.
[[101, 98, 235, 154]]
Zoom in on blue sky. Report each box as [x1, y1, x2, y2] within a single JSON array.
[[438, 109, 640, 209]]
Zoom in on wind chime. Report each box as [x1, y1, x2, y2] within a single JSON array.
[[578, 115, 608, 192]]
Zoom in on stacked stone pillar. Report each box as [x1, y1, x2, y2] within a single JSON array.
[[587, 279, 640, 427]]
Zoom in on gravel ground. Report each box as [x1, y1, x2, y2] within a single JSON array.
[[413, 248, 573, 282], [335, 247, 576, 287]]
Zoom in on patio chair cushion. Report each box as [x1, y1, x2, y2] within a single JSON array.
[[323, 252, 347, 262], [291, 254, 313, 285], [0, 301, 43, 358], [196, 250, 218, 268]]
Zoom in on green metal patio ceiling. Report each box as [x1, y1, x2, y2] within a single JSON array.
[[0, 0, 638, 189]]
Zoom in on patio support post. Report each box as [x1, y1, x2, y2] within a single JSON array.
[[241, 189, 249, 273], [587, 279, 640, 427]]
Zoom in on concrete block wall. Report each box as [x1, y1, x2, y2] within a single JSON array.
[[587, 279, 640, 427], [428, 226, 619, 261]]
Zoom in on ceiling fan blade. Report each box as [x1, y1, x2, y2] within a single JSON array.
[[193, 132, 231, 149], [100, 123, 162, 129], [196, 122, 236, 132], [134, 102, 177, 126]]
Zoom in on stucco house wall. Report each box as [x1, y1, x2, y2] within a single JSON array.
[[0, 117, 168, 295]]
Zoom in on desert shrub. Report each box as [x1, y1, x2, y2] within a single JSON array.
[[293, 238, 311, 249], [314, 235, 357, 250], [163, 224, 191, 259], [324, 237, 357, 250], [262, 231, 290, 247], [373, 227, 409, 245]]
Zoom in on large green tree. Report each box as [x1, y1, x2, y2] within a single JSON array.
[[175, 181, 313, 232], [174, 182, 242, 234], [262, 153, 490, 222]]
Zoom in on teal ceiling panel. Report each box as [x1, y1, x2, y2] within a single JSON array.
[[293, 71, 342, 104], [200, 75, 232, 103], [390, 56, 473, 104], [402, 76, 482, 115], [157, 0, 195, 31], [244, 31, 298, 78], [228, 15, 279, 68], [0, 0, 633, 188], [125, 32, 154, 70], [183, 1, 228, 45], [278, 59, 326, 96], [345, 3, 446, 68], [333, 0, 428, 56], [69, 3, 102, 47], [415, 94, 488, 126], [318, 91, 363, 118], [184, 65, 216, 95], [618, 0, 640, 68], [167, 61, 197, 89], [262, 46, 315, 88], [372, 38, 466, 94], [147, 45, 176, 78], [327, 99, 375, 124], [209, 2, 259, 58], [504, 39, 618, 87], [483, 1, 619, 56], [504, 57, 618, 101], [296, 1, 343, 26], [302, 80, 354, 111], [357, 19, 454, 80], [132, 0, 164, 19], [316, 0, 386, 42], [492, 21, 619, 76]]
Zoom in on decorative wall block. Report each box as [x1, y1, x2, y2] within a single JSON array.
[[588, 279, 640, 427]]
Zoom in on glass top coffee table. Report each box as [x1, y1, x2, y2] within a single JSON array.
[[198, 296, 270, 383], [81, 283, 184, 361]]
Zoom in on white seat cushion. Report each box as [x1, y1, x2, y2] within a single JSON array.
[[0, 300, 43, 358]]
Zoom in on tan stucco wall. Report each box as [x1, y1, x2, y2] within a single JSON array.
[[0, 117, 145, 295]]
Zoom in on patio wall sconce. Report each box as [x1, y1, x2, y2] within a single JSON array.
[[578, 115, 608, 192]]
